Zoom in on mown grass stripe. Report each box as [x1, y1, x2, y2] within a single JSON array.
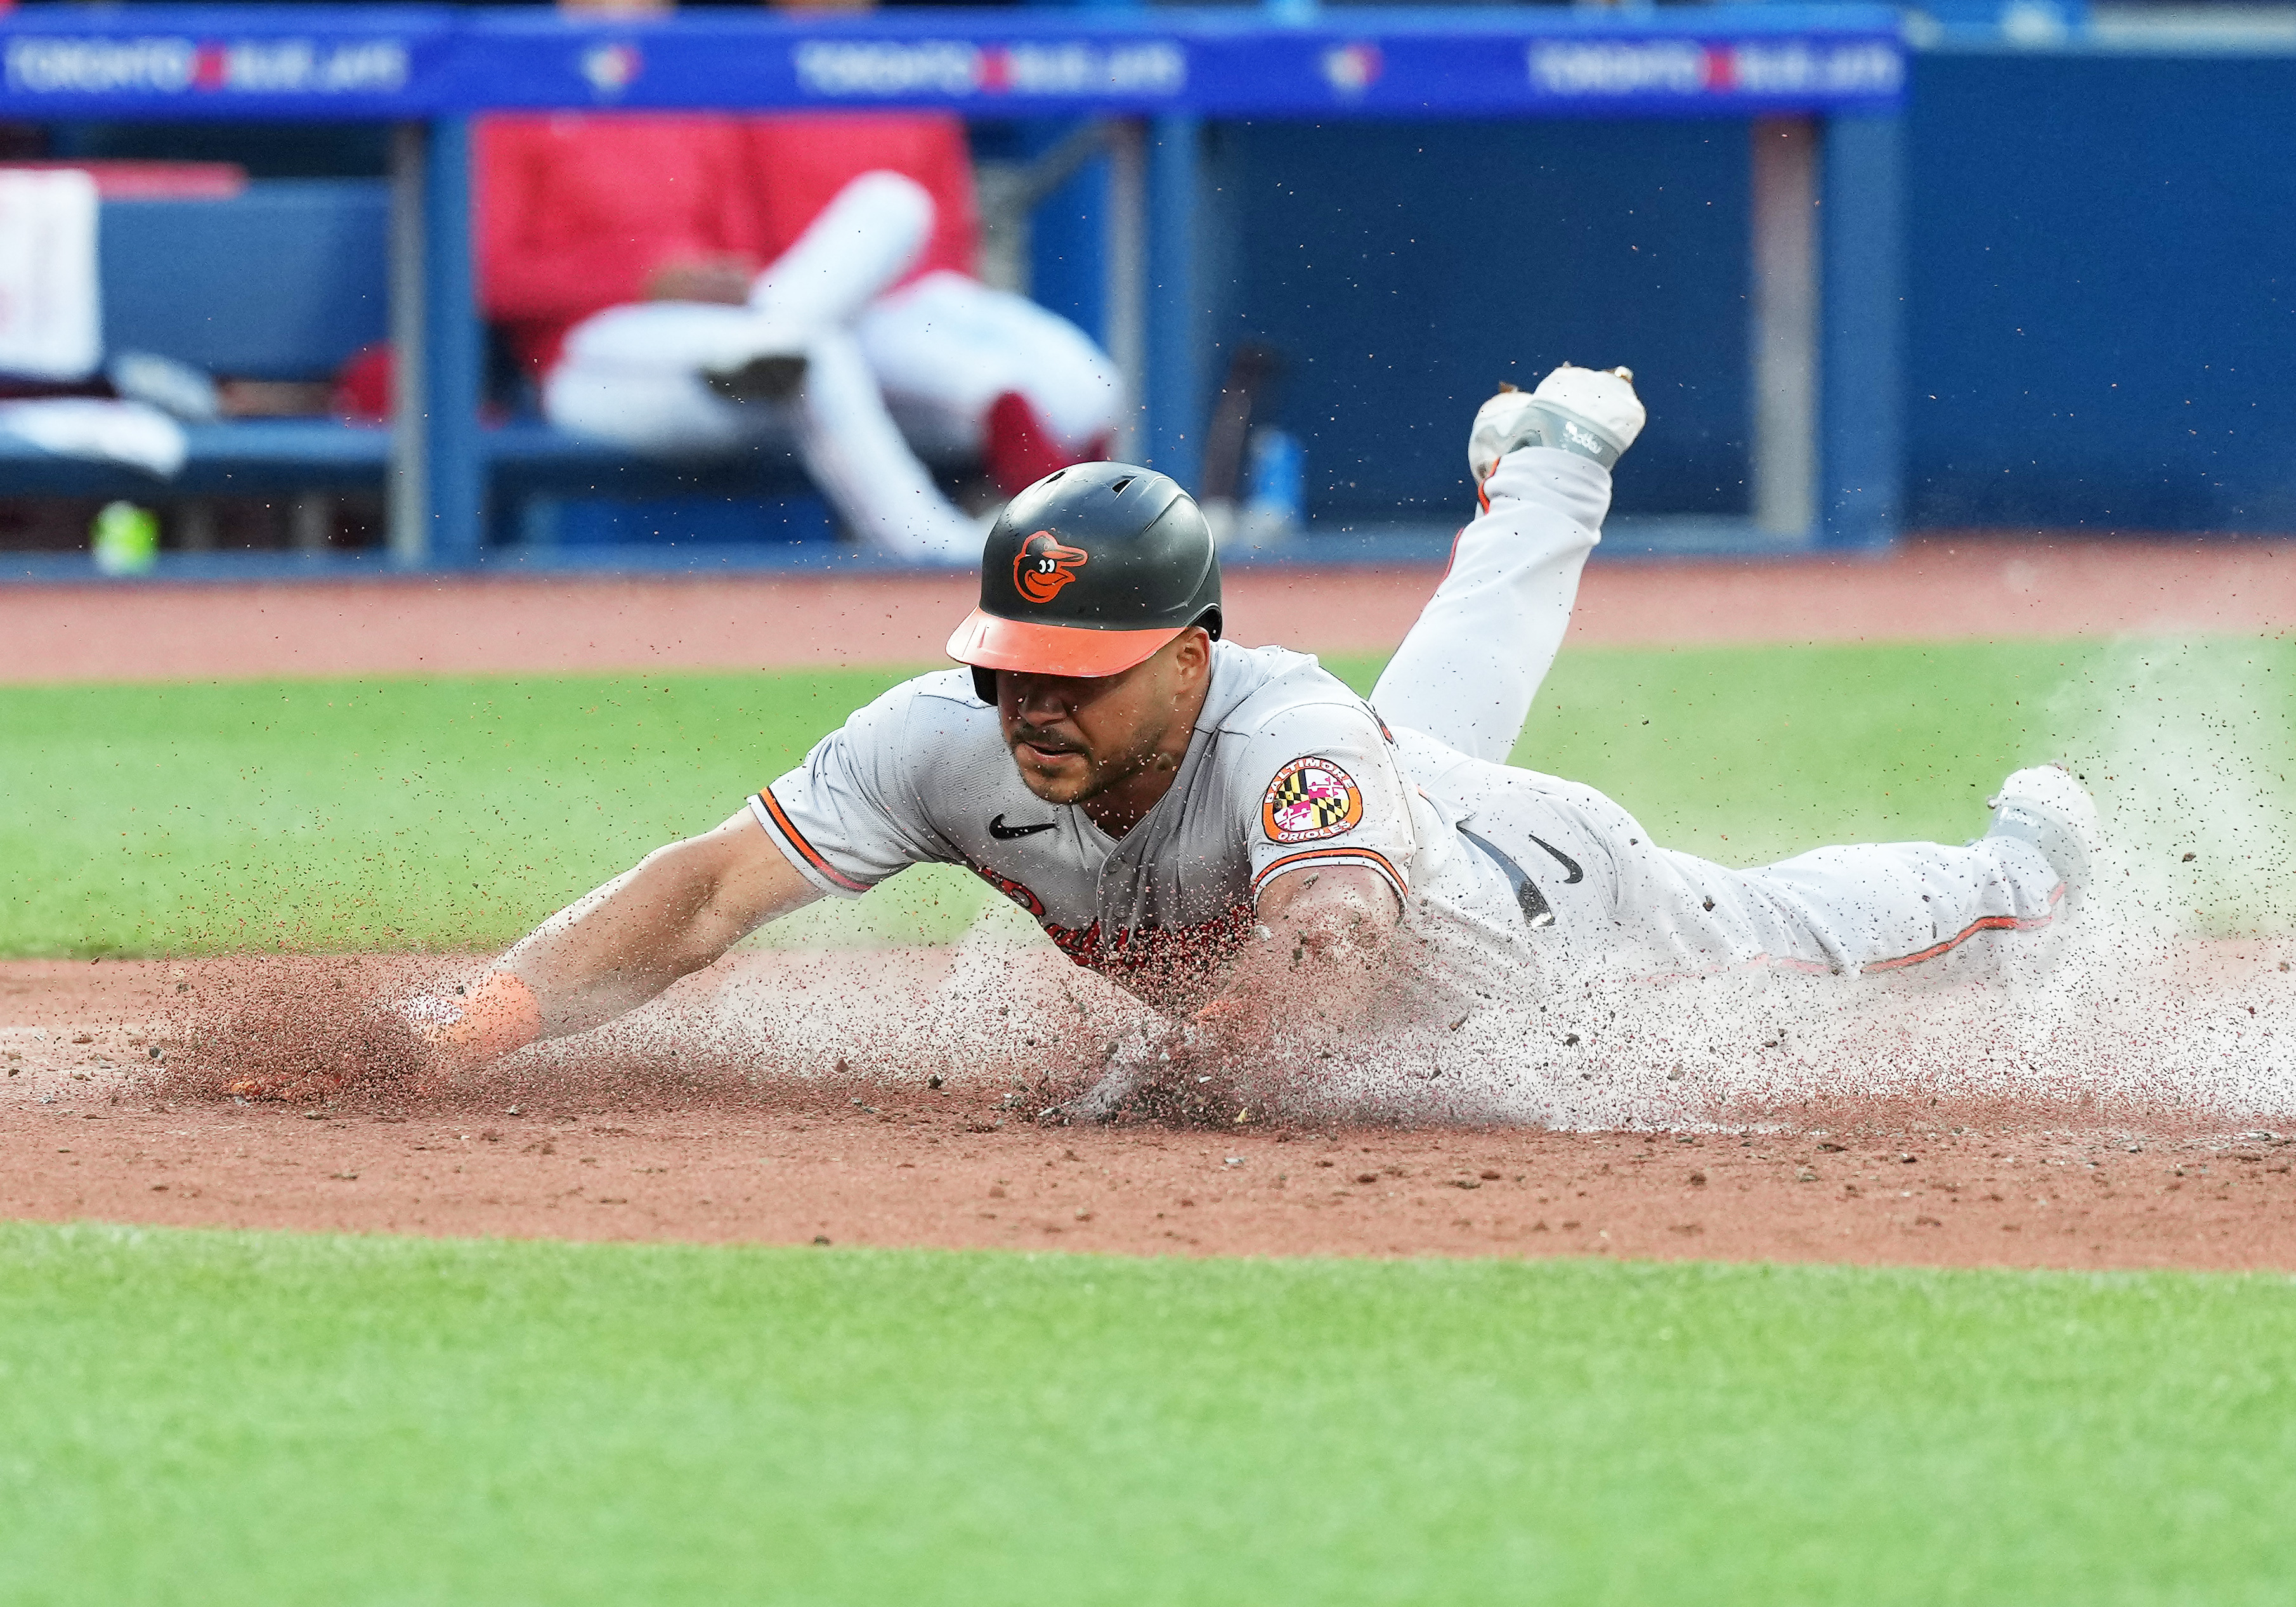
[[2, 1221, 2293, 1604], [6, 636, 2258, 958]]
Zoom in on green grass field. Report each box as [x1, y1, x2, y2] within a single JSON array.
[[3, 1221, 2292, 1605], [6, 634, 2260, 957], [8, 634, 2293, 1600]]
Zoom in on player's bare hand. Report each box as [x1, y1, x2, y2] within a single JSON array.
[[230, 972, 538, 1103], [397, 970, 544, 1072], [644, 255, 757, 306]]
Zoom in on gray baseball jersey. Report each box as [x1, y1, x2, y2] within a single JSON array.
[[751, 639, 1569, 1020]]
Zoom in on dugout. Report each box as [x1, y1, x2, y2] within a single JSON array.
[[0, 4, 1907, 572]]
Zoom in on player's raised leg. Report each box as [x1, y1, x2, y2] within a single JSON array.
[[708, 170, 937, 402], [1371, 365, 1644, 763], [795, 327, 983, 563], [1598, 765, 2100, 979], [542, 301, 785, 455]]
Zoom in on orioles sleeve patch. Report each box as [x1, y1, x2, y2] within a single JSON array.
[[1262, 757, 1365, 843]]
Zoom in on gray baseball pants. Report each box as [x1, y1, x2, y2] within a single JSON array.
[[1371, 448, 2064, 979]]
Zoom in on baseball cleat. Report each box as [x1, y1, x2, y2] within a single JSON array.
[[702, 311, 819, 404], [1468, 363, 1645, 485], [1985, 764, 2101, 899], [704, 351, 809, 404]]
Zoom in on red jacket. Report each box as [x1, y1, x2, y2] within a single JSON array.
[[476, 110, 979, 374]]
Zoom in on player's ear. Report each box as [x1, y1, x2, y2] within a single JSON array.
[[1173, 623, 1213, 677]]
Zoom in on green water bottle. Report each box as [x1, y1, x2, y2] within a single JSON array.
[[92, 501, 159, 576]]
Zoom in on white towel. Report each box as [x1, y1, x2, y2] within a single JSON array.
[[0, 168, 101, 381], [0, 398, 186, 477]]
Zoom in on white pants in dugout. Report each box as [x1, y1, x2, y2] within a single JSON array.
[[542, 172, 1123, 563], [1374, 448, 2065, 979]]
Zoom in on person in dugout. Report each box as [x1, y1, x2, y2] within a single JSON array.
[[346, 0, 1125, 563]]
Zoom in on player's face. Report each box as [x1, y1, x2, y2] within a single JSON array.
[[996, 630, 1211, 810]]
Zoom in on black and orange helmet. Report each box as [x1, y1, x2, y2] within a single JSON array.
[[946, 462, 1222, 701]]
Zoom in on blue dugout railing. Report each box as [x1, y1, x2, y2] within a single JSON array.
[[0, 5, 1907, 567]]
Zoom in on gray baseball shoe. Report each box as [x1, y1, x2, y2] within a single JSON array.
[[1467, 363, 1645, 486], [1985, 764, 2102, 899]]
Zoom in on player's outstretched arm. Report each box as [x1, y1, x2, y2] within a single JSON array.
[[412, 810, 821, 1064], [1046, 863, 1402, 1124], [1206, 862, 1401, 1051]]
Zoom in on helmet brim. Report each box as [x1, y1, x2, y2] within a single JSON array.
[[946, 608, 1184, 680]]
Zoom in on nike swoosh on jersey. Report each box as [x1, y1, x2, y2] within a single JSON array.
[[1457, 826, 1556, 930], [1525, 832, 1585, 884], [989, 814, 1058, 840]]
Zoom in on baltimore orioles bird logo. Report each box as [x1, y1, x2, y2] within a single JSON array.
[[1014, 530, 1088, 604]]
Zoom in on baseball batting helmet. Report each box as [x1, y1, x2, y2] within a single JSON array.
[[946, 462, 1222, 703]]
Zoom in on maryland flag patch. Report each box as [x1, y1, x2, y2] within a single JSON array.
[[1262, 757, 1364, 843]]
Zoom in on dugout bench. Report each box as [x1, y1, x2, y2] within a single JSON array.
[[0, 4, 1907, 575], [0, 174, 850, 554]]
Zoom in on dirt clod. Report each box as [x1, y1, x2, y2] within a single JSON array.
[[158, 956, 442, 1107]]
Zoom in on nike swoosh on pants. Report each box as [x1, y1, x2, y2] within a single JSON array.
[[1458, 826, 1555, 930], [1525, 832, 1584, 884]]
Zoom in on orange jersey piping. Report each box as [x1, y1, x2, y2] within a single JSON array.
[[1252, 845, 1407, 901], [1862, 882, 2066, 974], [751, 788, 870, 895]]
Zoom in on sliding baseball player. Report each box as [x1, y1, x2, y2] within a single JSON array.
[[375, 365, 2097, 1120]]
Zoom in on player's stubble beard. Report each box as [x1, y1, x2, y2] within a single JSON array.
[[998, 631, 1210, 833]]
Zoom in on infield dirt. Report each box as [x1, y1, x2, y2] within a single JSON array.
[[6, 953, 2295, 1272], [10, 540, 2296, 1268]]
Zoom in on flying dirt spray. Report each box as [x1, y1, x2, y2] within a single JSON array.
[[724, 636, 2295, 1134], [163, 641, 2296, 1135], [1319, 636, 2296, 1131]]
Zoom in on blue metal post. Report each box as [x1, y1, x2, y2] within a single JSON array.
[[422, 115, 486, 565], [1026, 125, 1109, 350], [1818, 109, 1904, 550], [1145, 112, 1202, 491]]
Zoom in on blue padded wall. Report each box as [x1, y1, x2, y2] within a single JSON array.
[[100, 179, 389, 381], [1903, 53, 2296, 533], [1201, 117, 1755, 524], [1203, 56, 2296, 534]]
